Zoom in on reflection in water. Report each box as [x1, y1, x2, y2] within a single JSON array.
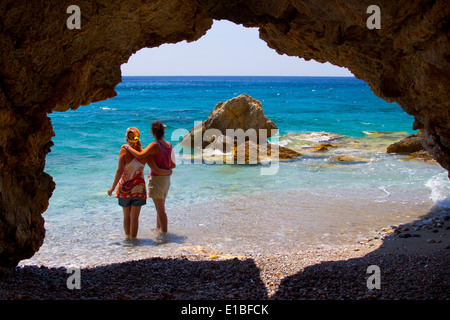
[[111, 232, 187, 248]]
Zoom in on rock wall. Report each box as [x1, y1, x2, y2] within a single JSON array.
[[0, 0, 448, 266]]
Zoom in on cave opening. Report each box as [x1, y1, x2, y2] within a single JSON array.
[[18, 19, 450, 268], [1, 1, 449, 302]]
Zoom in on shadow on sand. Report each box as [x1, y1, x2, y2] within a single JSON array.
[[0, 257, 267, 300], [273, 202, 450, 300]]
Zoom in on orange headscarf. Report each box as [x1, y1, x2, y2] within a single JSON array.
[[126, 127, 142, 150]]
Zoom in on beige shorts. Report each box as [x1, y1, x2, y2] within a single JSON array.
[[148, 175, 171, 199]]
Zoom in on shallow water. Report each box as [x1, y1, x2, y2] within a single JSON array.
[[22, 184, 441, 268]]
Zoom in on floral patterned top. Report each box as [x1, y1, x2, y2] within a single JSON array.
[[116, 157, 146, 199]]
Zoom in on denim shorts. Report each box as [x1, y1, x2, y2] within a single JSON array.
[[118, 197, 147, 207]]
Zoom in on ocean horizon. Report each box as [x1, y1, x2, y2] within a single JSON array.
[[21, 75, 450, 267]]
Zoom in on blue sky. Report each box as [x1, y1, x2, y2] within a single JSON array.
[[121, 20, 354, 77]]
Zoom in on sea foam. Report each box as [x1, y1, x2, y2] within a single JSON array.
[[425, 172, 450, 208]]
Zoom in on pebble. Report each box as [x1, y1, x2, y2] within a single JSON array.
[[398, 233, 411, 238]]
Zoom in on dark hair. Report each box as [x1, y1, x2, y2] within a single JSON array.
[[151, 120, 165, 140]]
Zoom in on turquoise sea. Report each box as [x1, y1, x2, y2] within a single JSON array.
[[22, 76, 450, 267]]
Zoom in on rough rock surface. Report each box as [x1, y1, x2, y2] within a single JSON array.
[[180, 94, 278, 149], [387, 131, 436, 162], [0, 0, 449, 266], [181, 94, 300, 163], [387, 131, 425, 154], [403, 150, 437, 163], [313, 143, 337, 152], [233, 140, 301, 163]]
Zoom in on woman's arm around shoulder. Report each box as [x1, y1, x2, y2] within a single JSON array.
[[125, 142, 160, 159], [146, 155, 172, 176]]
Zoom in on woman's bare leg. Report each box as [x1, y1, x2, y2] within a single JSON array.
[[123, 206, 131, 238], [156, 212, 161, 230], [129, 205, 141, 238], [152, 198, 167, 234]]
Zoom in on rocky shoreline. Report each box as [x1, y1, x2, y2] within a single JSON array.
[[1, 211, 448, 300]]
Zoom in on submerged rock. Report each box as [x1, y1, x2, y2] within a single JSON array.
[[387, 131, 436, 162], [403, 150, 437, 164], [233, 140, 301, 163], [313, 143, 337, 152], [328, 155, 370, 163]]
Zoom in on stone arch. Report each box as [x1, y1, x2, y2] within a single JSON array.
[[0, 0, 448, 266]]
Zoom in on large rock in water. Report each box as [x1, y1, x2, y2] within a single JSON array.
[[180, 94, 301, 163], [0, 0, 449, 266], [180, 94, 278, 148]]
